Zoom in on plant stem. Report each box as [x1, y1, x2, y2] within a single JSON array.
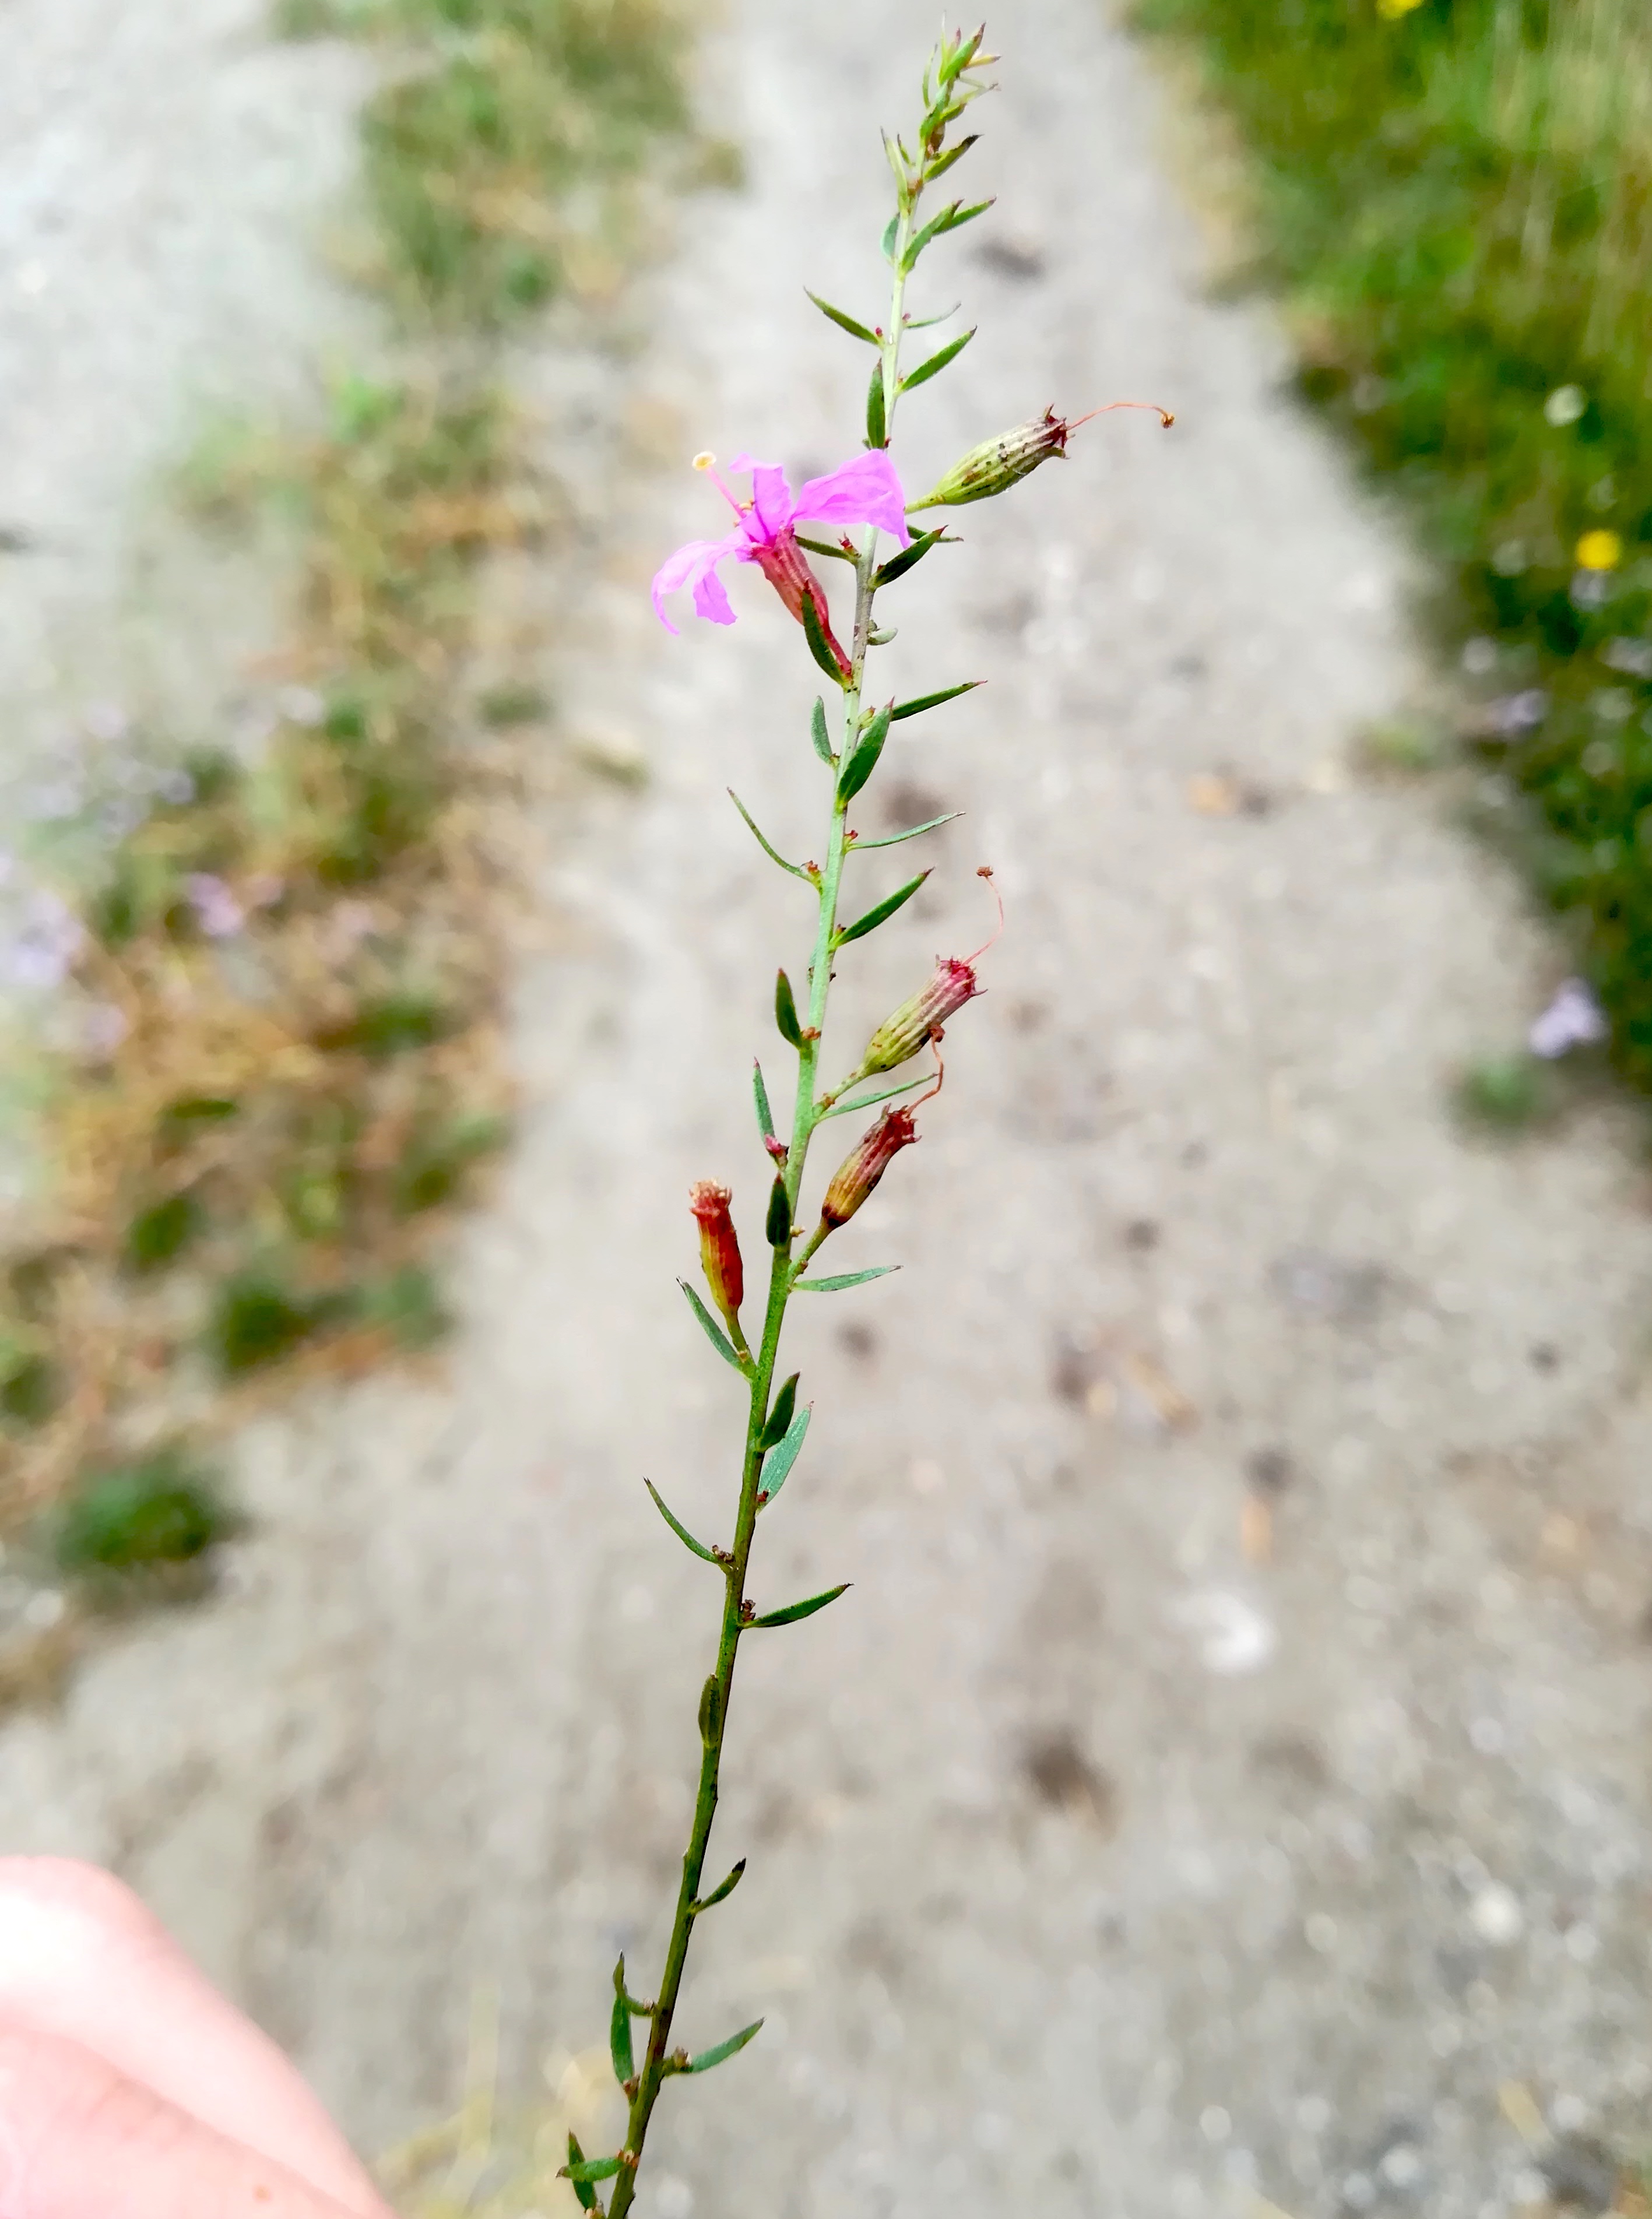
[[605, 167, 921, 2219]]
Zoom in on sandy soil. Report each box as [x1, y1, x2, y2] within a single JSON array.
[[4, 4, 1652, 2216]]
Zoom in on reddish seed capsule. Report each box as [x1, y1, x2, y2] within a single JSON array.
[[690, 1180, 744, 1325], [860, 955, 981, 1077], [819, 1107, 920, 1230]]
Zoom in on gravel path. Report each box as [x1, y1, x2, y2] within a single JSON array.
[[6, 5, 1652, 2217], [0, 0, 368, 795]]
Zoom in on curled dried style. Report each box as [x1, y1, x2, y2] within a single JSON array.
[[571, 27, 1172, 2211]]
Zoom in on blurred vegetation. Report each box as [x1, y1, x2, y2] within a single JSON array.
[[1136, 0, 1652, 1089], [277, 0, 692, 323], [54, 1449, 234, 1578], [0, 0, 698, 1664]]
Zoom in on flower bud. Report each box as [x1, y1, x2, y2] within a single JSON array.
[[690, 1181, 744, 1325], [909, 409, 1072, 509], [819, 1107, 919, 1230], [860, 956, 980, 1076]]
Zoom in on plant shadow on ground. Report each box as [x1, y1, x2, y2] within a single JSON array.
[[1137, 0, 1652, 1100], [0, 0, 702, 1668]]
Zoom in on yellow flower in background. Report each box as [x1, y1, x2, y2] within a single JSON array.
[[1576, 529, 1623, 572], [1377, 0, 1425, 17]]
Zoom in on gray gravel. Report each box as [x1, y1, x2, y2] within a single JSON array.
[[0, 0, 369, 817], [5, 3, 1652, 2217]]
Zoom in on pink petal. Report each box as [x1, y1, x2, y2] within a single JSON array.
[[728, 453, 794, 543], [652, 532, 744, 632], [793, 451, 911, 548], [691, 562, 737, 625]]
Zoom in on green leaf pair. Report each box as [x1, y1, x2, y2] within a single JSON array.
[[644, 1478, 718, 1565], [757, 1401, 811, 1508], [775, 968, 804, 1047], [693, 1857, 746, 1915], [800, 589, 846, 688], [900, 326, 975, 393], [838, 704, 892, 804], [609, 1953, 650, 2087], [678, 1279, 742, 1371], [758, 1372, 799, 1450], [835, 869, 929, 950], [750, 1581, 850, 1630], [873, 528, 954, 589], [902, 196, 994, 273], [792, 1264, 899, 1292], [669, 2017, 765, 2076], [563, 2136, 624, 2200]]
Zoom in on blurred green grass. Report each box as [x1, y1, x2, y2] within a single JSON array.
[[1136, 0, 1652, 1088], [278, 0, 692, 323]]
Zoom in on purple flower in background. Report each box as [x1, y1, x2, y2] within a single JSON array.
[[185, 873, 245, 939], [1, 891, 83, 993], [652, 449, 911, 675], [1529, 977, 1608, 1059]]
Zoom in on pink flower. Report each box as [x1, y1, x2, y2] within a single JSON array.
[[652, 451, 911, 676]]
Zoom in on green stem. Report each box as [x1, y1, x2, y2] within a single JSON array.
[[605, 164, 922, 2219]]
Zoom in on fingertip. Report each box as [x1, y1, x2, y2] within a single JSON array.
[[0, 1855, 159, 1937], [0, 1858, 384, 2215], [0, 2019, 378, 2219]]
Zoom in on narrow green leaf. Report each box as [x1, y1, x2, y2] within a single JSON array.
[[752, 1060, 776, 1145], [644, 1478, 718, 1564], [900, 328, 975, 394], [882, 129, 910, 205], [765, 1174, 792, 1249], [835, 869, 930, 948], [698, 1675, 720, 1744], [850, 810, 962, 851], [757, 1372, 799, 1450], [902, 302, 963, 330], [757, 1401, 811, 1506], [891, 679, 982, 722], [561, 2155, 624, 2186], [612, 1956, 652, 2015], [810, 695, 836, 768], [564, 2134, 599, 2211], [865, 360, 887, 450], [794, 533, 856, 564], [683, 2018, 764, 2074], [610, 1981, 635, 2086], [902, 196, 994, 272], [693, 1856, 747, 1914], [751, 1581, 851, 1629], [800, 588, 846, 687], [880, 212, 901, 264], [805, 289, 878, 346], [679, 1279, 741, 1370], [944, 25, 984, 78], [837, 704, 893, 804], [775, 968, 803, 1048], [925, 133, 978, 184], [793, 1265, 901, 1292], [820, 1074, 929, 1121], [728, 789, 810, 880], [874, 528, 954, 589]]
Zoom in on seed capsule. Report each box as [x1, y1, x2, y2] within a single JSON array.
[[911, 409, 1073, 509], [819, 1107, 920, 1230], [689, 1181, 744, 1326], [909, 400, 1172, 511], [860, 955, 980, 1076]]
